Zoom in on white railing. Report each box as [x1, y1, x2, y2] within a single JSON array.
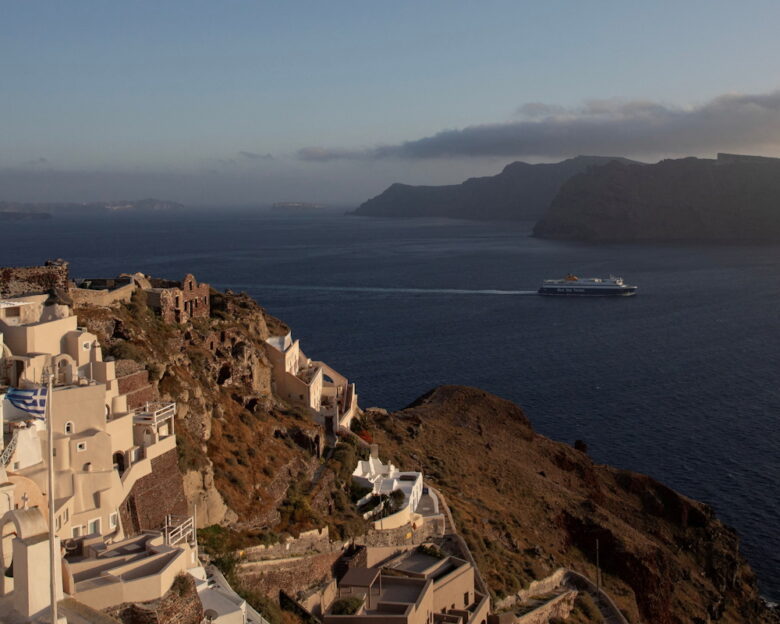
[[164, 514, 195, 546], [134, 401, 176, 426], [0, 429, 19, 466]]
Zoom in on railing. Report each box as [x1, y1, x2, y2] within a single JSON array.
[[134, 401, 176, 426], [164, 514, 195, 546], [0, 429, 20, 467]]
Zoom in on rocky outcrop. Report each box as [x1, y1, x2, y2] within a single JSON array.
[[77, 288, 325, 529], [366, 386, 778, 624], [352, 156, 637, 220], [534, 153, 780, 242]]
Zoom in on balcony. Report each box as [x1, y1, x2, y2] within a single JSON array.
[[133, 402, 176, 428]]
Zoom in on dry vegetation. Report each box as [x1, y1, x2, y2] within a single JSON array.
[[363, 386, 776, 624]]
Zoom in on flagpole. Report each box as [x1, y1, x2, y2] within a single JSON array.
[[46, 372, 58, 624]]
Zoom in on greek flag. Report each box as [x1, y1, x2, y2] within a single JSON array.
[[5, 387, 47, 418]]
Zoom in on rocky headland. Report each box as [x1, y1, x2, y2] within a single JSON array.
[[362, 386, 779, 624], [352, 156, 636, 221], [533, 153, 780, 242]]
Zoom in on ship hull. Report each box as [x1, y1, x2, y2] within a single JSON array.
[[538, 286, 637, 296]]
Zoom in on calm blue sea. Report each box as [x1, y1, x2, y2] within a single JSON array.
[[1, 212, 778, 600]]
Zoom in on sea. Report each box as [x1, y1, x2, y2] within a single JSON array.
[[0, 211, 778, 600]]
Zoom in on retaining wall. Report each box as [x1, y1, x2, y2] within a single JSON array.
[[514, 591, 577, 624], [243, 527, 331, 562]]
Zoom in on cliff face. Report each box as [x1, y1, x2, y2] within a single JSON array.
[[352, 156, 637, 220], [534, 154, 780, 242], [365, 386, 777, 624], [77, 289, 336, 532]]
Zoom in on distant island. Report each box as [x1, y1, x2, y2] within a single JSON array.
[[351, 156, 638, 221], [0, 198, 185, 217], [534, 153, 780, 242], [0, 210, 51, 221]]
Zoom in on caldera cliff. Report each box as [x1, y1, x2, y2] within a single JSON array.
[[534, 153, 780, 242], [353, 156, 635, 220]]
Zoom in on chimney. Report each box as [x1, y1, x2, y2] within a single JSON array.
[[369, 443, 379, 459]]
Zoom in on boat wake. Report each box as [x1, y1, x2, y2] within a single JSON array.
[[227, 283, 537, 296]]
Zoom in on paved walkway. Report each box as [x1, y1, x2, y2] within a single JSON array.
[[425, 484, 488, 595], [564, 569, 629, 624]]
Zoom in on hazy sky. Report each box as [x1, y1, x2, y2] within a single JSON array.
[[3, 1, 780, 205]]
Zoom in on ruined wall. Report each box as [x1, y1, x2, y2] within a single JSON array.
[[239, 551, 342, 601], [71, 282, 137, 307], [146, 274, 210, 325], [120, 449, 189, 535], [180, 274, 210, 320], [243, 527, 331, 561], [0, 260, 70, 297], [105, 574, 203, 624]]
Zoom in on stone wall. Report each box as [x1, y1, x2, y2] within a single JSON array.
[[514, 591, 577, 624], [117, 369, 157, 410], [119, 449, 189, 535], [239, 551, 342, 601], [71, 282, 137, 307], [0, 260, 70, 297], [104, 574, 203, 624], [494, 568, 568, 611], [146, 274, 210, 324], [354, 515, 445, 548], [243, 527, 331, 561]]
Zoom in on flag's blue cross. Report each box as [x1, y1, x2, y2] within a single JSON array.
[[5, 387, 48, 418]]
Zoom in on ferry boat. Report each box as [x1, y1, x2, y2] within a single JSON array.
[[538, 274, 637, 296]]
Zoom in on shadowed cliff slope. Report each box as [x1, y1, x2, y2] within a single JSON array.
[[353, 156, 637, 220], [366, 386, 777, 624], [77, 289, 365, 539], [534, 154, 780, 242]]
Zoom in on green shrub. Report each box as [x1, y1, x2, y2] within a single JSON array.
[[349, 479, 372, 502], [331, 596, 364, 615], [416, 544, 445, 559]]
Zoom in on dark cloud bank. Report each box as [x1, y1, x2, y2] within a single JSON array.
[[298, 90, 780, 161]]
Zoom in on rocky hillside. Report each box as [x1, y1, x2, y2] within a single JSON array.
[[352, 156, 637, 220], [364, 386, 777, 624], [534, 153, 780, 242], [77, 288, 366, 541]]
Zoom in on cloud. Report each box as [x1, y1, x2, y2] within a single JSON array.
[[22, 157, 49, 166], [298, 90, 780, 161], [239, 151, 274, 161]]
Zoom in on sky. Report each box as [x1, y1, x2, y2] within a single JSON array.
[[3, 0, 780, 205]]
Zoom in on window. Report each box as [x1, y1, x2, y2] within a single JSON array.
[[65, 421, 74, 434], [55, 515, 61, 531], [76, 441, 87, 452], [82, 341, 92, 351], [109, 512, 118, 529], [88, 518, 100, 535], [464, 593, 469, 606], [72, 526, 82, 538]]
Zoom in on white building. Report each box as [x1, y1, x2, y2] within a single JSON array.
[[352, 446, 424, 530]]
